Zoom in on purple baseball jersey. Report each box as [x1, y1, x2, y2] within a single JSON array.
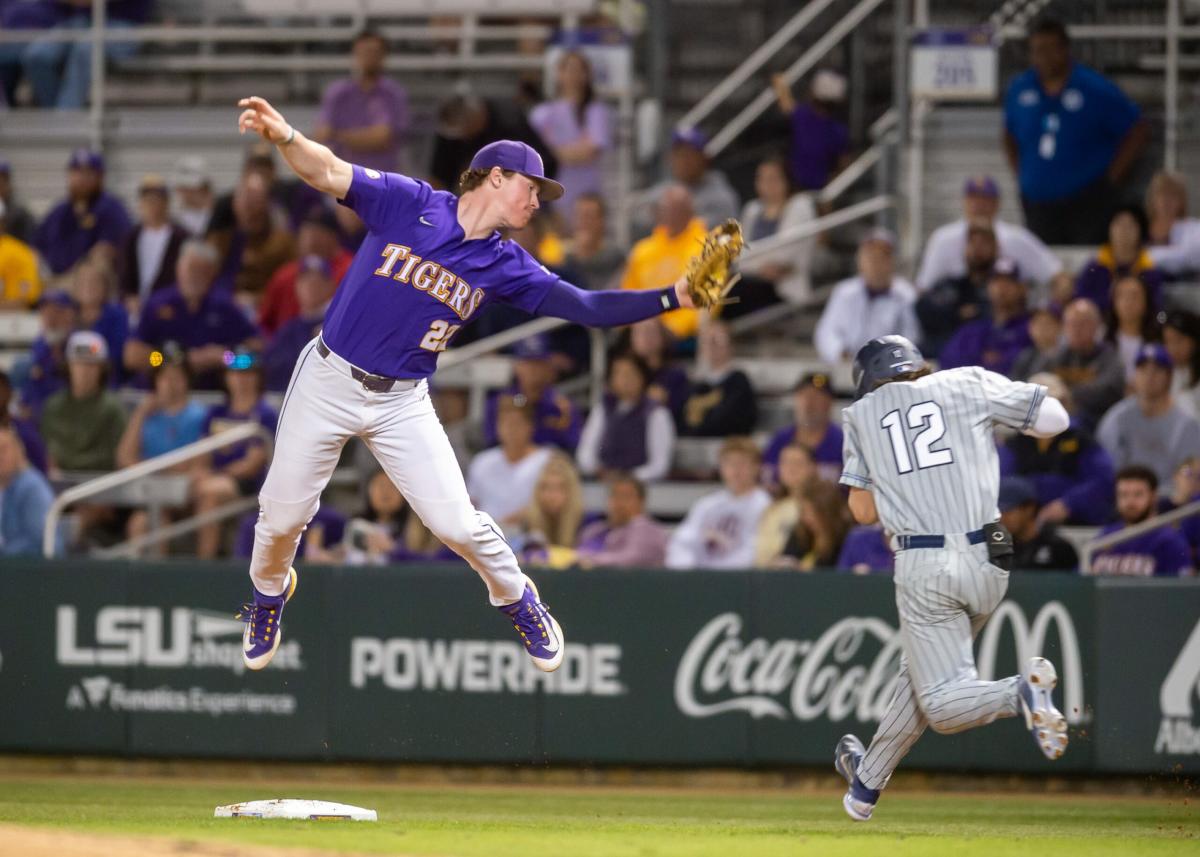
[[325, 166, 567, 379], [1091, 521, 1193, 576]]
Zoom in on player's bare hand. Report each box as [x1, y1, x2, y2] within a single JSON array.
[[237, 96, 291, 144], [673, 274, 696, 309]]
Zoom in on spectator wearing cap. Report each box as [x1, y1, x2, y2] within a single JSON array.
[[0, 197, 41, 309], [17, 289, 77, 415], [666, 436, 771, 570], [575, 474, 670, 568], [173, 156, 215, 238], [0, 369, 46, 473], [529, 50, 612, 229], [192, 349, 278, 558], [468, 396, 554, 523], [762, 373, 843, 483], [814, 229, 920, 364], [39, 330, 126, 474], [263, 255, 338, 392], [771, 69, 851, 192], [681, 321, 757, 437], [209, 172, 297, 306], [916, 221, 996, 358], [1163, 309, 1200, 419], [482, 334, 581, 452], [645, 128, 740, 232], [999, 372, 1114, 527], [1011, 304, 1063, 381], [620, 184, 708, 339], [257, 207, 351, 337], [0, 0, 147, 108], [313, 29, 410, 175], [124, 239, 261, 390], [1097, 343, 1200, 488], [1041, 298, 1125, 427], [997, 477, 1079, 572], [915, 176, 1064, 293], [576, 351, 675, 483], [566, 193, 626, 291], [429, 93, 558, 192], [71, 260, 128, 384], [1092, 465, 1193, 577], [836, 525, 894, 575], [117, 174, 188, 309], [1003, 17, 1149, 245], [1146, 171, 1200, 276], [0, 161, 35, 245], [34, 149, 131, 276], [1073, 205, 1164, 316], [939, 258, 1032, 378], [738, 155, 818, 306], [0, 425, 57, 556], [1103, 274, 1161, 384]]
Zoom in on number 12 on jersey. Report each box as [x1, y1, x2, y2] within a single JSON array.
[[880, 401, 954, 474], [420, 319, 461, 353]]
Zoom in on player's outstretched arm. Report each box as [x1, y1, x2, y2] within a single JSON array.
[[534, 277, 696, 327], [237, 96, 352, 199]]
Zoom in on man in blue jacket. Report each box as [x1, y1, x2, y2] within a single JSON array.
[[0, 425, 57, 556]]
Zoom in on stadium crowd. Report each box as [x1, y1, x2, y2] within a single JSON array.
[[0, 17, 1197, 576]]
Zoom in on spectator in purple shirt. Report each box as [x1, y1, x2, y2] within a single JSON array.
[[1159, 457, 1200, 566], [16, 289, 77, 416], [763, 372, 843, 483], [72, 260, 128, 386], [836, 525, 894, 574], [34, 149, 131, 276], [123, 239, 261, 390], [939, 257, 1033, 378], [771, 69, 851, 192], [1092, 465, 1193, 576], [529, 51, 612, 231], [483, 334, 581, 452], [263, 255, 337, 392], [192, 348, 278, 558], [575, 473, 670, 568], [0, 370, 46, 473], [1073, 205, 1164, 316], [312, 30, 410, 174]]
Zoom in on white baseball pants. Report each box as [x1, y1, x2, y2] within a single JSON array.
[[857, 534, 1021, 791], [249, 338, 527, 607]]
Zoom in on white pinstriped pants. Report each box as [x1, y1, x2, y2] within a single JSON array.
[[248, 338, 527, 607], [858, 535, 1021, 791]]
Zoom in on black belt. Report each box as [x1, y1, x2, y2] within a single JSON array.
[[316, 339, 413, 394], [896, 529, 987, 550]]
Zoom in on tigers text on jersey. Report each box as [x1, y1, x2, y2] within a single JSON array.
[[323, 165, 565, 378], [839, 367, 1046, 537]]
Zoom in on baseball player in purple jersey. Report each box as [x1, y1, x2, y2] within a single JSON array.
[[234, 96, 700, 673]]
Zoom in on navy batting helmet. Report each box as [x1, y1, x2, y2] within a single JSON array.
[[852, 335, 927, 399]]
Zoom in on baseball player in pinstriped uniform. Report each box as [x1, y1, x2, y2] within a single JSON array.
[[833, 335, 1072, 822], [233, 96, 703, 674]]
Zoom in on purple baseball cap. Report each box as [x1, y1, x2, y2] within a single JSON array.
[[963, 174, 999, 198], [469, 140, 564, 202], [671, 127, 708, 151], [1135, 342, 1172, 370], [67, 147, 104, 172], [990, 256, 1022, 282]]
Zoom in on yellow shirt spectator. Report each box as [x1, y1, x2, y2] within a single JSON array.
[[620, 217, 707, 338], [0, 234, 41, 308]]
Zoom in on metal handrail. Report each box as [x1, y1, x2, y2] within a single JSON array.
[[0, 22, 557, 45], [705, 0, 889, 159], [738, 194, 894, 266], [43, 422, 270, 558], [1079, 499, 1200, 575]]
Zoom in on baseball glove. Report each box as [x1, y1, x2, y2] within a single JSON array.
[[685, 219, 745, 309]]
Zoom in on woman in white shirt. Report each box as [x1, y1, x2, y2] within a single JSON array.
[[1104, 274, 1162, 385], [738, 155, 816, 304], [577, 352, 675, 482], [1146, 171, 1200, 275]]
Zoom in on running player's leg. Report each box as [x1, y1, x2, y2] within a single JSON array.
[[856, 655, 926, 791], [363, 383, 525, 606], [899, 547, 1019, 735], [250, 340, 358, 596]]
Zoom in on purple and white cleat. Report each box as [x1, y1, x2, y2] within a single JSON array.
[[499, 579, 564, 672], [834, 734, 879, 822], [1019, 656, 1069, 760], [237, 567, 298, 671]]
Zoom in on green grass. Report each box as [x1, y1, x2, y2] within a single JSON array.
[[0, 777, 1194, 856]]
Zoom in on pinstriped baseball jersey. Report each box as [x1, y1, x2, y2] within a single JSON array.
[[839, 367, 1046, 536]]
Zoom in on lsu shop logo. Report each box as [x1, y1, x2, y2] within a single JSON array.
[[674, 601, 1085, 724], [1157, 619, 1200, 755]]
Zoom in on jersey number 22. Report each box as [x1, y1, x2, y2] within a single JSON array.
[[420, 319, 461, 353], [880, 402, 954, 474]]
